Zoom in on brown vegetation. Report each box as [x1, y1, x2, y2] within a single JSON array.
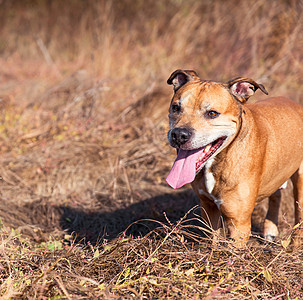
[[0, 0, 302, 298]]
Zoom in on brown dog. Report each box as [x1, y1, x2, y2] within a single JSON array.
[[166, 69, 303, 247]]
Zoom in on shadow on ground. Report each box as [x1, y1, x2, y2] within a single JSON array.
[[59, 189, 202, 244], [57, 189, 268, 245], [0, 188, 269, 245]]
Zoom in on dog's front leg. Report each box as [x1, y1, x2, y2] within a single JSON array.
[[199, 196, 222, 237], [221, 196, 256, 247], [264, 189, 281, 241]]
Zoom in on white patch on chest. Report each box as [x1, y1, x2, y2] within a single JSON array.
[[279, 181, 288, 189], [198, 159, 223, 210], [204, 159, 216, 194], [198, 188, 223, 210]]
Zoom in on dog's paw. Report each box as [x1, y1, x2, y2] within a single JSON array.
[[264, 234, 276, 242], [263, 219, 279, 242]]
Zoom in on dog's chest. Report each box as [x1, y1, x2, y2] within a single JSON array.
[[195, 159, 223, 209]]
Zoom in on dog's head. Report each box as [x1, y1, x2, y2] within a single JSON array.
[[166, 69, 268, 189]]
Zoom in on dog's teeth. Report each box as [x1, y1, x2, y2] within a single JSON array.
[[205, 144, 211, 152]]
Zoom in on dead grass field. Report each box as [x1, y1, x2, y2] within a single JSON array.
[[0, 0, 302, 298]]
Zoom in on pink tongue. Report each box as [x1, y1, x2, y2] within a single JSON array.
[[166, 148, 205, 189]]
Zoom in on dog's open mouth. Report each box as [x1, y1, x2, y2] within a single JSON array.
[[166, 136, 227, 189], [195, 137, 226, 174]]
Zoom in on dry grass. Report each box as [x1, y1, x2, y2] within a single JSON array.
[[1, 219, 302, 299], [0, 0, 302, 298]]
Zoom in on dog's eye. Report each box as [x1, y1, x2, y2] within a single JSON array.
[[206, 110, 220, 119], [172, 104, 181, 113]]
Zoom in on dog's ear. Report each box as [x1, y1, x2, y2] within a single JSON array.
[[227, 77, 268, 102], [167, 69, 199, 91]]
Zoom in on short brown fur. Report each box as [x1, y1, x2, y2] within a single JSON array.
[[167, 70, 303, 247]]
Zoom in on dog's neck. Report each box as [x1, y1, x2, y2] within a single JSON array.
[[192, 105, 259, 199]]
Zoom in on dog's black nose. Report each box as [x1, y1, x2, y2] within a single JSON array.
[[171, 128, 192, 146]]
